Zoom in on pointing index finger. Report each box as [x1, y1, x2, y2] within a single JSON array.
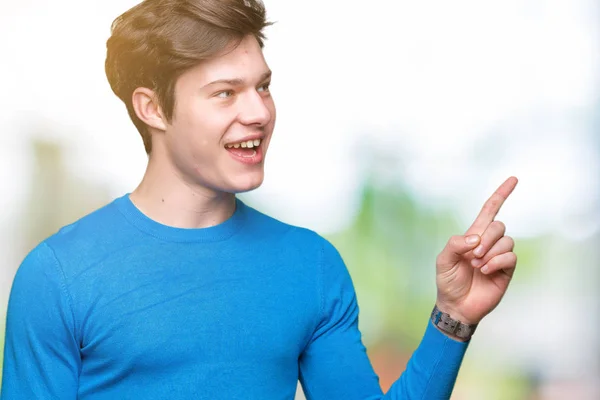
[[467, 176, 518, 234]]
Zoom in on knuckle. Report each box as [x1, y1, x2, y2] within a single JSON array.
[[493, 220, 506, 233], [448, 235, 461, 247], [504, 236, 515, 250], [486, 199, 500, 212], [494, 252, 517, 269]]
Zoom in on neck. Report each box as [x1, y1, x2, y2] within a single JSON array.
[[129, 151, 236, 229]]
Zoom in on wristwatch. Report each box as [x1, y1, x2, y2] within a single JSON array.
[[430, 305, 478, 340]]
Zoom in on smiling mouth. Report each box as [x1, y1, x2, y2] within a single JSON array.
[[224, 138, 264, 161], [225, 138, 262, 150]]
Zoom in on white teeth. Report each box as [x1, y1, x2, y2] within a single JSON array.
[[247, 140, 254, 148], [241, 142, 247, 148], [253, 139, 260, 146], [234, 143, 240, 148]]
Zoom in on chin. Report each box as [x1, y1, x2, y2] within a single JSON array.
[[229, 174, 265, 194]]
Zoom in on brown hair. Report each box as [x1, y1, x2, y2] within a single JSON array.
[[105, 0, 272, 153]]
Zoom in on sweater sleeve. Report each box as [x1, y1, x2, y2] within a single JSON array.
[[1, 242, 80, 399], [298, 239, 469, 400]]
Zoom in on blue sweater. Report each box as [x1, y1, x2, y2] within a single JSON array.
[[2, 195, 468, 399]]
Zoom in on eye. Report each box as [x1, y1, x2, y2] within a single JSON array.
[[257, 82, 271, 92], [216, 90, 234, 99]]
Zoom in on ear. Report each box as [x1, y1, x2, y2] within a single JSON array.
[[131, 87, 167, 131]]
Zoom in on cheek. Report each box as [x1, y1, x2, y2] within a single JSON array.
[[176, 111, 228, 148], [268, 97, 276, 117], [265, 100, 277, 128]]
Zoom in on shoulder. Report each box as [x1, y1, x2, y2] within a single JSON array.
[[241, 199, 344, 266], [14, 241, 60, 280], [21, 196, 128, 276], [241, 199, 336, 249], [46, 196, 124, 246]]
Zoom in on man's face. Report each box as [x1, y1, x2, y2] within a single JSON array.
[[161, 35, 276, 194]]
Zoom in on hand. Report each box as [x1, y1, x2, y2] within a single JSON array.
[[435, 176, 518, 326]]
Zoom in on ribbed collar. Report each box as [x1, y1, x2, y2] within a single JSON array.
[[113, 194, 247, 243]]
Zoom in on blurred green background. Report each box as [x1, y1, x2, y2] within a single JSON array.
[[1, 0, 599, 399]]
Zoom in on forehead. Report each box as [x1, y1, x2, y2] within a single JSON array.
[[181, 35, 270, 86]]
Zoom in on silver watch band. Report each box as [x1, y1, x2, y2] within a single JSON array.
[[430, 305, 478, 340]]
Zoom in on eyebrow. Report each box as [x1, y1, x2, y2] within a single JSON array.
[[202, 70, 272, 89]]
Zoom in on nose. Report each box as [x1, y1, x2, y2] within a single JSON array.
[[238, 90, 272, 127]]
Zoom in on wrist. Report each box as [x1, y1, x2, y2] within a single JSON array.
[[431, 304, 479, 341], [433, 325, 469, 342], [434, 301, 480, 325]]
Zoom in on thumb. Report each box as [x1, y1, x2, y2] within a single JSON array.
[[436, 234, 481, 270]]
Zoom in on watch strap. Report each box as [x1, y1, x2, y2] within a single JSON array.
[[431, 304, 478, 340]]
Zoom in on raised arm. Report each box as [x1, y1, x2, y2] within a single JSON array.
[[300, 177, 518, 399], [299, 239, 469, 399]]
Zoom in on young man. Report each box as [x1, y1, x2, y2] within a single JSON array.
[[1, 0, 518, 399]]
